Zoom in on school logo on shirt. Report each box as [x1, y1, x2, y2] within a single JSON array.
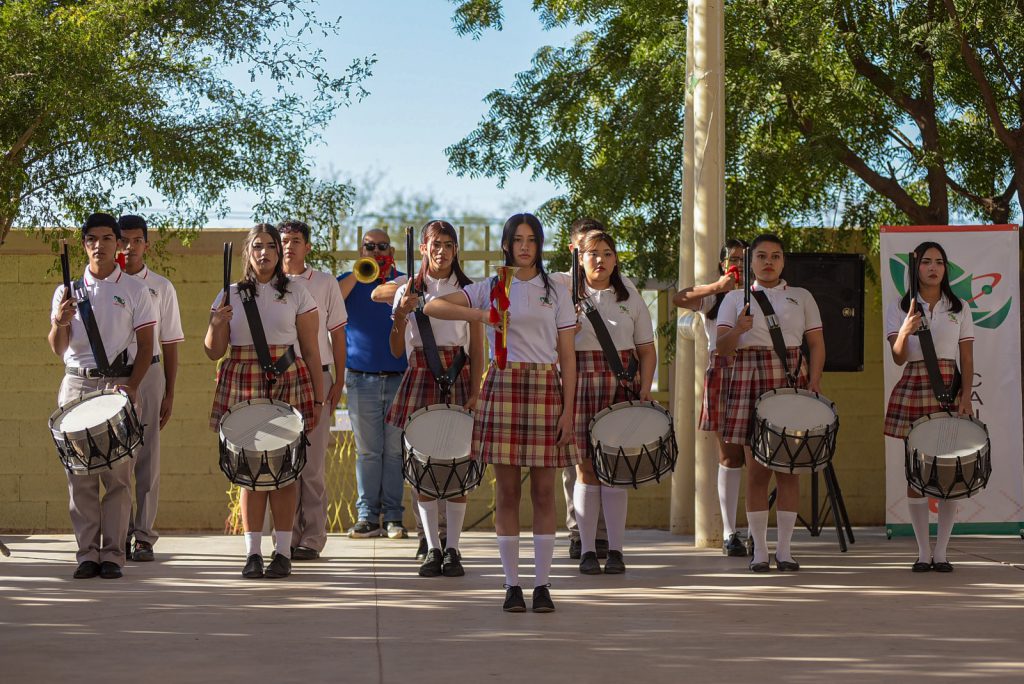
[[618, 304, 630, 314], [148, 288, 158, 298], [112, 295, 127, 308], [889, 255, 1013, 330], [275, 292, 287, 302], [538, 295, 553, 308], [786, 297, 799, 306]]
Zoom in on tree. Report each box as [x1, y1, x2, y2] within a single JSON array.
[[0, 0, 375, 247]]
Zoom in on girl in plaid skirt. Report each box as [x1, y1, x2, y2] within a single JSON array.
[[205, 224, 324, 581], [675, 238, 749, 557], [886, 241, 974, 573], [424, 213, 577, 613], [571, 231, 656, 576], [385, 220, 485, 578], [717, 234, 825, 573]]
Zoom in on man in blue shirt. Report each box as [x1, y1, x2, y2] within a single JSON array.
[[339, 229, 409, 538]]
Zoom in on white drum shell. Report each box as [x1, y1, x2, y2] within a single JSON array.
[[905, 413, 991, 499], [218, 399, 306, 491], [402, 404, 481, 500], [751, 388, 839, 473], [48, 389, 142, 474], [588, 401, 677, 488]]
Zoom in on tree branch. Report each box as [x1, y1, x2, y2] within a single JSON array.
[[4, 112, 46, 164]]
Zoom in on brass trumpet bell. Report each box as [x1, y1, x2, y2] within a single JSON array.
[[354, 257, 380, 284]]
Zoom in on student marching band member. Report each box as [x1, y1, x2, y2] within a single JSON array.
[[424, 213, 577, 613], [49, 213, 157, 579], [885, 241, 974, 573], [205, 224, 324, 579], [674, 238, 749, 556], [716, 234, 825, 572], [572, 230, 656, 575], [386, 221, 485, 577]]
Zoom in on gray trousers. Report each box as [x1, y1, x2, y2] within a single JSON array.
[[129, 361, 164, 545], [59, 375, 135, 566], [562, 466, 607, 542], [292, 369, 333, 551]]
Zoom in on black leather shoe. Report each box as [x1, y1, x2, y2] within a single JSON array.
[[415, 537, 428, 561], [291, 546, 320, 561], [604, 550, 626, 574], [242, 554, 264, 579], [776, 557, 801, 572], [132, 541, 154, 562], [419, 548, 443, 577], [265, 553, 292, 579], [749, 559, 770, 573], [73, 560, 101, 579], [911, 560, 932, 573], [99, 561, 123, 579], [932, 560, 954, 573], [531, 584, 555, 613], [503, 585, 526, 612], [578, 551, 601, 575], [442, 548, 465, 577], [723, 533, 746, 557], [595, 539, 609, 560], [568, 537, 581, 559]]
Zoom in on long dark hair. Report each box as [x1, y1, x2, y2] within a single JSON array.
[[900, 240, 963, 314], [707, 238, 749, 320], [497, 212, 551, 296], [240, 223, 290, 298], [575, 230, 629, 302], [414, 220, 472, 291]]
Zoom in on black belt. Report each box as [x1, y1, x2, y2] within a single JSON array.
[[67, 355, 160, 379], [348, 368, 404, 376]]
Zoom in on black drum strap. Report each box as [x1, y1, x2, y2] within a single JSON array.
[[581, 297, 638, 390], [413, 308, 466, 403], [72, 279, 131, 376], [916, 326, 961, 409], [751, 290, 800, 388], [238, 285, 296, 387]]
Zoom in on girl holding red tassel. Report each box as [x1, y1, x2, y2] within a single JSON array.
[[424, 212, 578, 614]]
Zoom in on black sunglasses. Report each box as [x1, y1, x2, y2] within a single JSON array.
[[362, 241, 390, 251]]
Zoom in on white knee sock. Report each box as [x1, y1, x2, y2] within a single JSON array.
[[533, 534, 555, 588], [417, 499, 441, 550], [775, 510, 797, 562], [244, 532, 262, 557], [573, 482, 602, 555], [934, 500, 958, 563], [497, 535, 520, 586], [600, 486, 628, 552], [907, 497, 931, 563], [274, 530, 291, 558], [445, 501, 466, 550], [747, 509, 769, 564], [718, 465, 742, 537]]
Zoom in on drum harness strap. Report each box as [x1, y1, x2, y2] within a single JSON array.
[[71, 279, 131, 378], [580, 296, 639, 400], [913, 302, 961, 411], [414, 300, 467, 404], [238, 285, 297, 393], [751, 290, 802, 389]]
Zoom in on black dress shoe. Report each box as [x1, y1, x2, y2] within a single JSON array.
[[776, 557, 801, 572], [73, 560, 101, 579], [502, 585, 526, 612], [595, 539, 609, 560], [531, 584, 555, 613], [99, 561, 123, 579], [291, 546, 320, 561], [911, 560, 932, 573], [723, 533, 746, 557], [578, 551, 601, 575], [442, 548, 465, 577], [568, 537, 581, 560], [415, 537, 428, 561], [242, 554, 264, 579], [265, 553, 292, 579], [132, 541, 154, 562], [749, 559, 770, 573], [932, 560, 954, 573], [419, 548, 443, 577], [604, 550, 626, 574]]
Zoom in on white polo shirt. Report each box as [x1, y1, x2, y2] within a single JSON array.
[[212, 279, 318, 348], [462, 273, 577, 364], [885, 296, 974, 362], [288, 266, 348, 365], [698, 294, 724, 353], [126, 265, 184, 347], [716, 280, 822, 348], [51, 265, 158, 368], [575, 285, 655, 352], [392, 273, 470, 355]]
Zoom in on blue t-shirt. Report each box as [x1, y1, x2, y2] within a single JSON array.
[[339, 271, 409, 373]]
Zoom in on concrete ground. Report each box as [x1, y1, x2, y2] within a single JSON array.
[[1, 528, 1023, 683]]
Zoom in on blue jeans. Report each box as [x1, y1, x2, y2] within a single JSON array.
[[346, 371, 405, 522]]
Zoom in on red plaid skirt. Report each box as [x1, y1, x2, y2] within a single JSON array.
[[698, 353, 732, 433], [884, 359, 958, 439], [385, 346, 472, 429], [473, 361, 579, 468], [721, 347, 807, 445], [209, 344, 316, 431], [574, 350, 640, 455]]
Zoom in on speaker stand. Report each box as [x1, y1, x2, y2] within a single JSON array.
[[768, 462, 854, 552]]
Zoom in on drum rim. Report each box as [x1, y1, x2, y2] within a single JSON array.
[[218, 397, 305, 458], [589, 400, 676, 461], [753, 387, 838, 438], [907, 410, 989, 434], [49, 388, 131, 441]]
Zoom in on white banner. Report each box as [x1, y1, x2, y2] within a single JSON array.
[[881, 225, 1023, 535]]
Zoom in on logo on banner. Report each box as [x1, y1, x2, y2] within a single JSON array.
[[887, 256, 1013, 329]]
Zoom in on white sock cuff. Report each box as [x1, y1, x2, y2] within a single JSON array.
[[719, 464, 743, 472]]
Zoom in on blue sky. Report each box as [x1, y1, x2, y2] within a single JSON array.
[[219, 3, 582, 225]]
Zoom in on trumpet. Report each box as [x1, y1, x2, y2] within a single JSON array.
[[354, 257, 380, 284]]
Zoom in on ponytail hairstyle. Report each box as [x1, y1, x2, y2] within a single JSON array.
[[240, 223, 290, 299], [414, 220, 473, 291], [497, 212, 551, 297], [707, 238, 749, 320], [900, 240, 963, 314], [575, 230, 629, 302]]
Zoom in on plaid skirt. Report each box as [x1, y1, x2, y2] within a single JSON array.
[[698, 353, 732, 433], [884, 359, 958, 439], [721, 347, 807, 446], [385, 346, 472, 429], [209, 344, 316, 431], [473, 361, 579, 468], [574, 350, 640, 455]]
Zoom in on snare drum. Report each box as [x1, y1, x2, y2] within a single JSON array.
[[402, 404, 483, 500], [588, 401, 678, 488], [218, 398, 307, 491], [905, 413, 991, 500], [48, 389, 144, 474], [751, 388, 838, 473]]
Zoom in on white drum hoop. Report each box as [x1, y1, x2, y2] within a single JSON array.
[[904, 412, 991, 500], [218, 398, 307, 491], [402, 404, 483, 500], [751, 388, 839, 474], [48, 389, 143, 475], [588, 401, 678, 488]]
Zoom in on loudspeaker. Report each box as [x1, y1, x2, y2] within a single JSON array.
[[782, 253, 865, 372]]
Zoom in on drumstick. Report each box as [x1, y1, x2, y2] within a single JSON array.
[[222, 242, 232, 307], [406, 226, 417, 294], [908, 251, 918, 308], [742, 246, 751, 308], [571, 246, 580, 306], [60, 239, 71, 298]]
